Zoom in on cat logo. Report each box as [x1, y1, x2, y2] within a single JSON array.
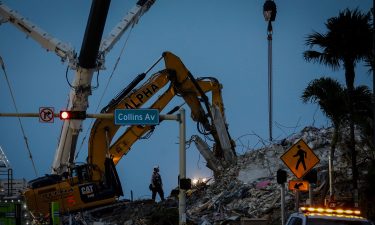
[[80, 184, 94, 195], [79, 183, 97, 202]]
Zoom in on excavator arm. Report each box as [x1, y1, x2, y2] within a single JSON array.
[[108, 78, 226, 165], [88, 52, 235, 180]]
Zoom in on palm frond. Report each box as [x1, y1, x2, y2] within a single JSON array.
[[303, 8, 372, 75], [302, 77, 347, 124]]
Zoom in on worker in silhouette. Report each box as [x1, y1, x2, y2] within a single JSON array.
[[293, 145, 307, 170], [150, 165, 165, 202]]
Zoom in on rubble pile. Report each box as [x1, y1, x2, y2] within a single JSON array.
[[68, 200, 180, 225], [185, 126, 372, 224], [67, 126, 374, 224]]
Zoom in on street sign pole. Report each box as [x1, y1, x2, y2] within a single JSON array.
[[281, 183, 285, 225], [158, 109, 187, 225], [309, 184, 313, 206], [295, 189, 300, 211], [178, 108, 186, 225], [142, 109, 186, 225]]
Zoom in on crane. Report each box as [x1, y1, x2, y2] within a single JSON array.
[[0, 0, 156, 175]]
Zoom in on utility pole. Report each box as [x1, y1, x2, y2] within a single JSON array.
[[277, 169, 287, 225], [372, 0, 375, 157], [178, 108, 187, 225], [263, 0, 277, 142]]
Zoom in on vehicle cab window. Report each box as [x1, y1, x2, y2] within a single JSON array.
[[286, 207, 374, 225], [70, 165, 91, 184], [306, 218, 372, 225], [287, 217, 303, 225]]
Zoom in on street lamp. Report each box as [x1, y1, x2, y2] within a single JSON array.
[[263, 0, 277, 142], [372, 0, 375, 169], [263, 0, 277, 22]]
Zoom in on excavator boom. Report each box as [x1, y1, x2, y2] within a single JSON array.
[[88, 52, 235, 177]]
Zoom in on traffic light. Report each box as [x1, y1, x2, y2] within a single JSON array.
[[59, 111, 86, 120], [304, 168, 318, 184], [277, 169, 287, 184], [179, 178, 192, 190]]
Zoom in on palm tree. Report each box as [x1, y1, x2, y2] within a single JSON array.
[[303, 8, 372, 205], [302, 77, 347, 199], [352, 85, 373, 154]]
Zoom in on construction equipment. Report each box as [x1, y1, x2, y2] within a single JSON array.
[[23, 51, 235, 222], [0, 0, 156, 176], [93, 52, 236, 169], [1, 1, 235, 221]]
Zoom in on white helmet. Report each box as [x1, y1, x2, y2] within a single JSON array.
[[153, 165, 159, 172]]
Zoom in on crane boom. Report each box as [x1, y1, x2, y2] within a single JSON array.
[[99, 0, 155, 57], [0, 2, 77, 68]]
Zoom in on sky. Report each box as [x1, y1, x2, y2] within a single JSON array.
[[0, 0, 373, 200]]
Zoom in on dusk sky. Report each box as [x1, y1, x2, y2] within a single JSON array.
[[0, 0, 372, 200]]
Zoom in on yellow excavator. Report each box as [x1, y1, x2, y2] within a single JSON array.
[[23, 52, 236, 222]]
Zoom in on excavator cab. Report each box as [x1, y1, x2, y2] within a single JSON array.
[[67, 164, 92, 185], [70, 164, 91, 184], [70, 158, 123, 204]]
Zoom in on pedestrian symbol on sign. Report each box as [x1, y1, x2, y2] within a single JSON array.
[[280, 139, 320, 179], [293, 145, 307, 171]]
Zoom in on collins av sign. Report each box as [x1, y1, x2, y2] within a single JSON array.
[[115, 109, 159, 125]]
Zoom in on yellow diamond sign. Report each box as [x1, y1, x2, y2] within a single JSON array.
[[280, 139, 320, 179]]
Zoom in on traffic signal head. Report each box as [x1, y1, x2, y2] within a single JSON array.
[[277, 169, 287, 184], [179, 178, 192, 190], [59, 111, 86, 120], [304, 168, 318, 184]]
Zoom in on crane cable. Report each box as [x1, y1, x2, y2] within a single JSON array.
[[75, 26, 134, 160], [0, 55, 38, 176]]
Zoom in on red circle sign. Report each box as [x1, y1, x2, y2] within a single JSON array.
[[39, 107, 54, 123]]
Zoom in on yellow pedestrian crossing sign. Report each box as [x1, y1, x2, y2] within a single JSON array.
[[280, 139, 320, 179]]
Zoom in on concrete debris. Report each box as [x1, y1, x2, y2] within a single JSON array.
[[64, 126, 373, 225], [184, 126, 373, 224]]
